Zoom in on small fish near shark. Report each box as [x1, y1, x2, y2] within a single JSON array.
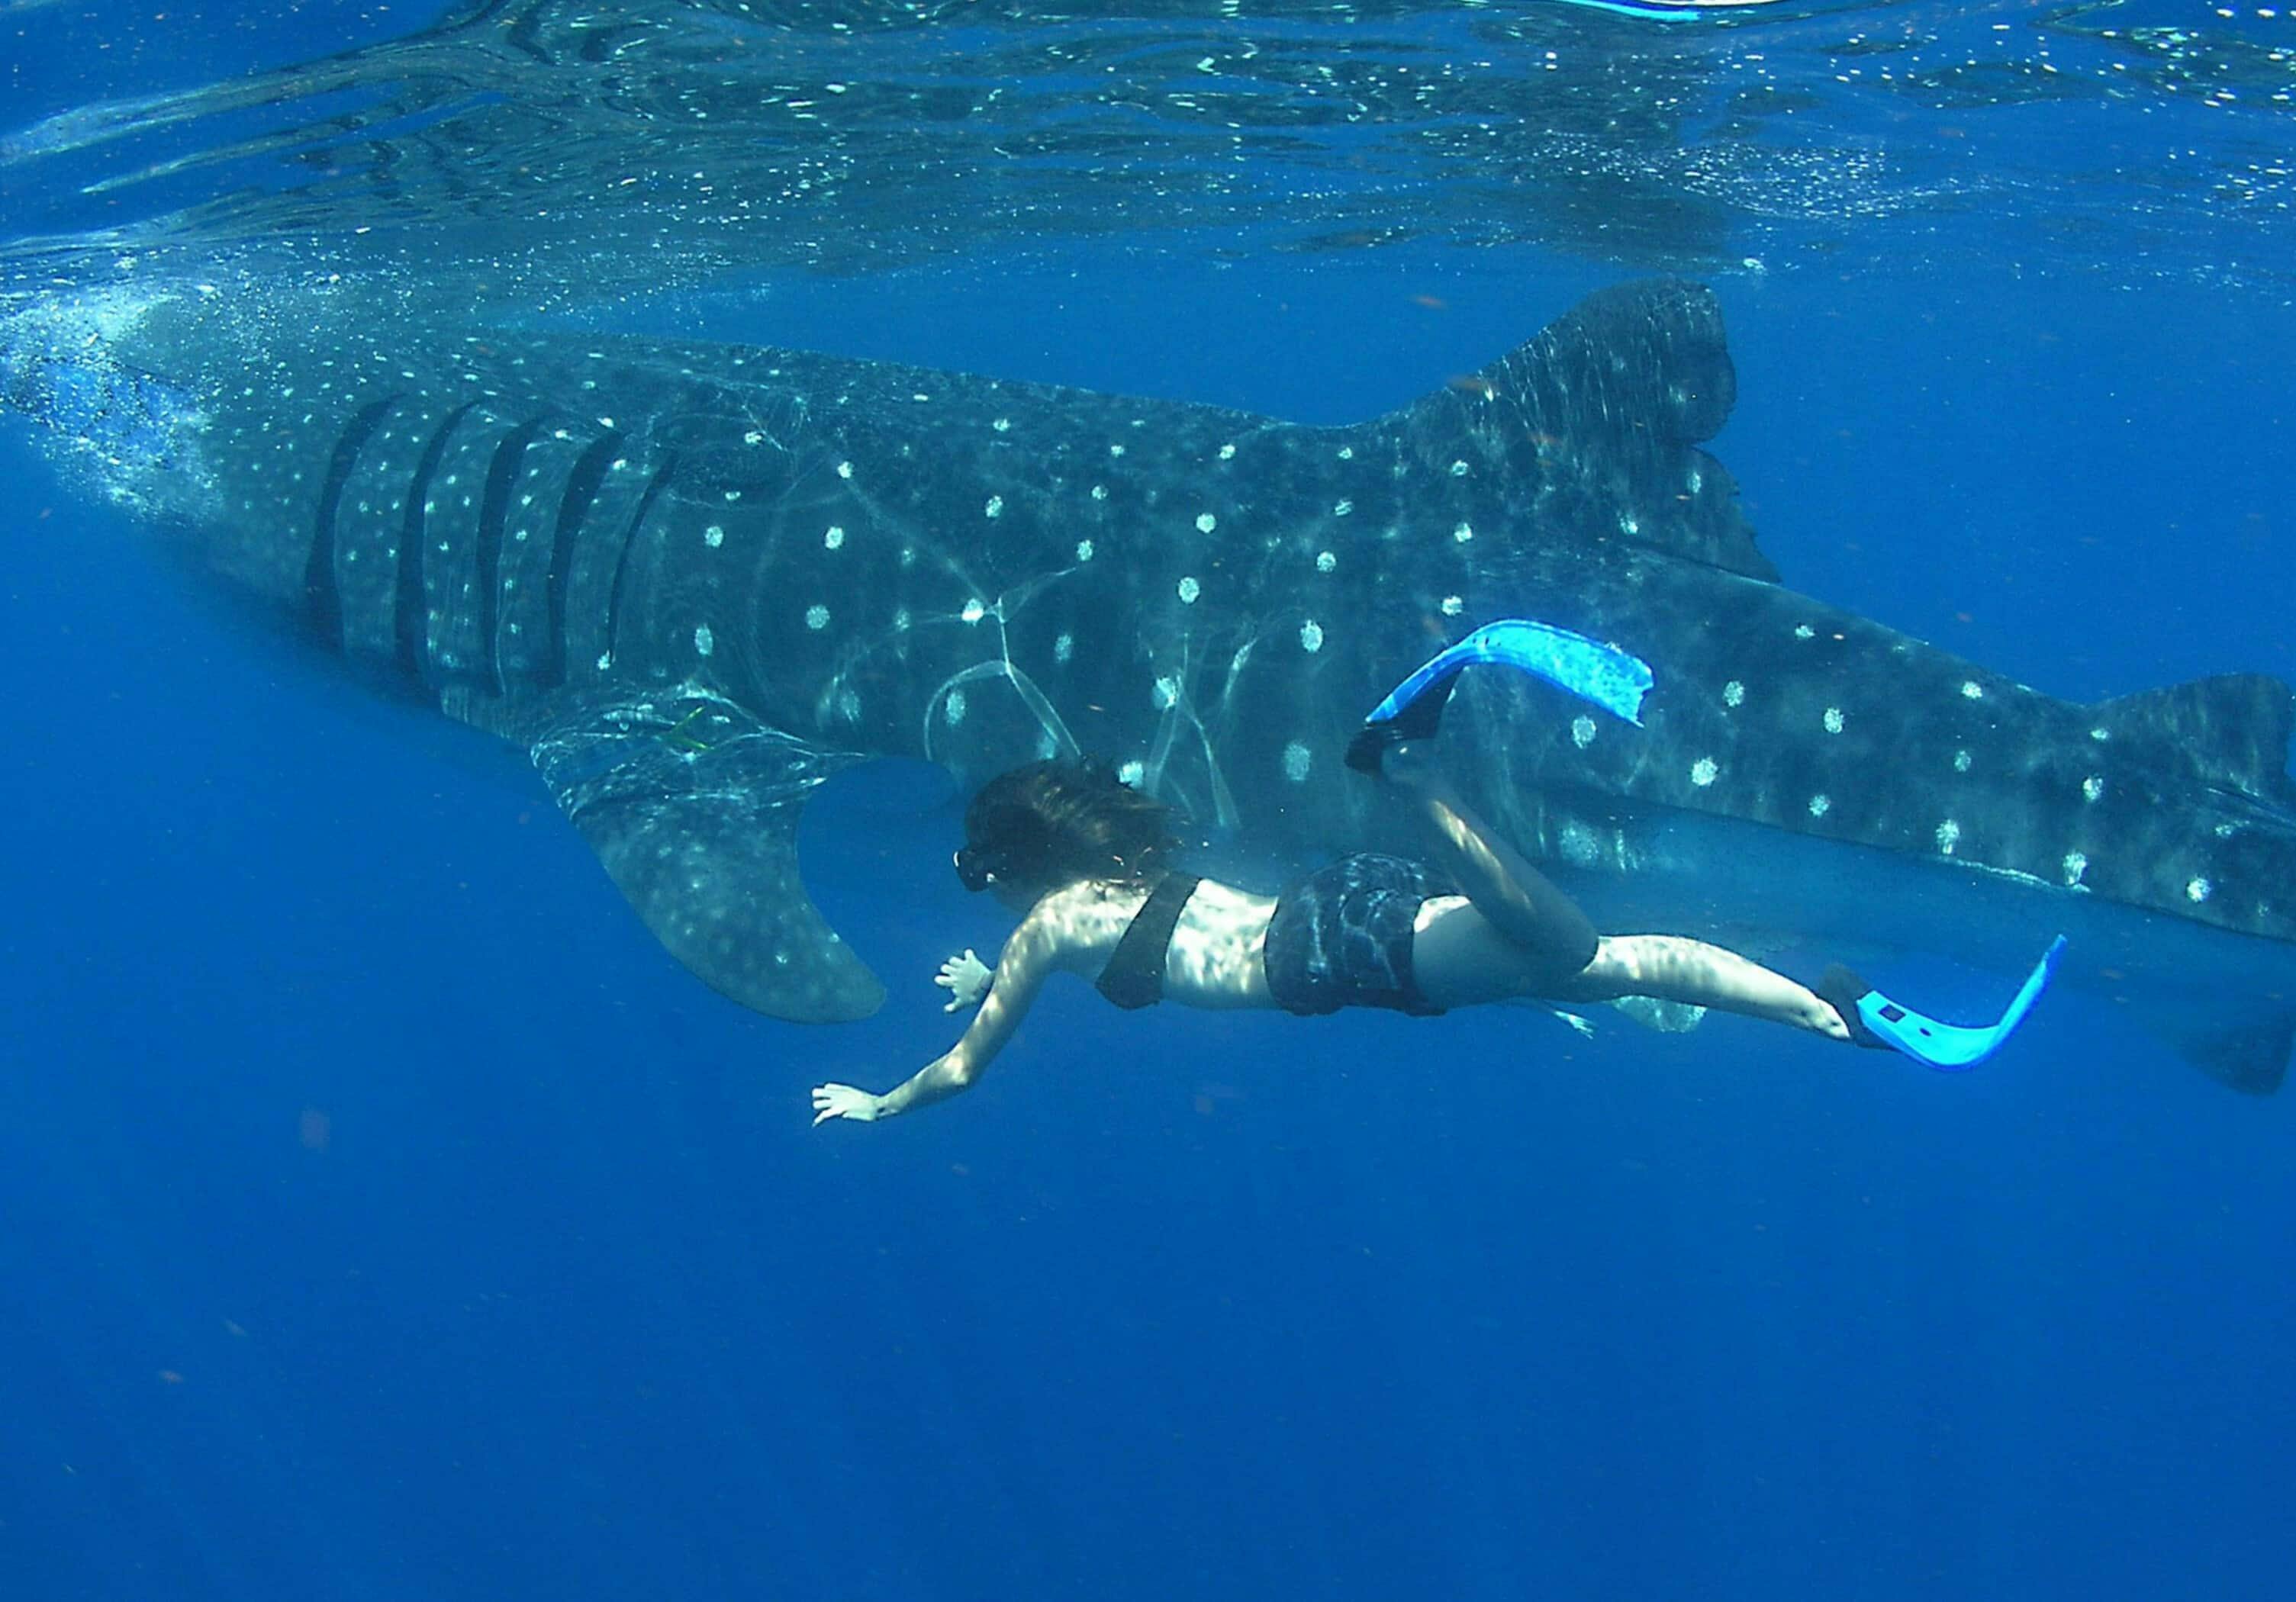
[[4, 271, 2291, 1090]]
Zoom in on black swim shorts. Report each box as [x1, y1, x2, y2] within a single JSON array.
[[1262, 853, 1452, 1018]]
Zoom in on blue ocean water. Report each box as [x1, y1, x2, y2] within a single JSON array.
[[5, 4, 2295, 1600]]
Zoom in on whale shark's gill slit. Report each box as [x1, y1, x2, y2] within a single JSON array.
[[472, 416, 549, 696], [603, 454, 678, 668], [539, 429, 623, 688], [394, 401, 480, 687], [306, 397, 401, 648]]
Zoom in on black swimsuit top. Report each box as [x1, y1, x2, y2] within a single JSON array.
[[1094, 873, 1203, 1010]]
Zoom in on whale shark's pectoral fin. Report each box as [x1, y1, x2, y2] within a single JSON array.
[[523, 684, 886, 1023]]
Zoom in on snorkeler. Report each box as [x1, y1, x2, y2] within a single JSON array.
[[810, 621, 2059, 1126]]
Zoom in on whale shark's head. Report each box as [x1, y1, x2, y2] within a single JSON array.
[[0, 281, 207, 509]]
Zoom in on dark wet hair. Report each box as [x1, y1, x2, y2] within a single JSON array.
[[955, 758, 1181, 894]]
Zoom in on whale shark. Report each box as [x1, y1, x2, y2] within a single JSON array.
[[5, 269, 2291, 1089]]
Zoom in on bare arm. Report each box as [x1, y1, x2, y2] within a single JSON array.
[[812, 907, 1065, 1124]]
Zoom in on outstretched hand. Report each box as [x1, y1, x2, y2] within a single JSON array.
[[935, 948, 993, 1012], [811, 1083, 882, 1125]]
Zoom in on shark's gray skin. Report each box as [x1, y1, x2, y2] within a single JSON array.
[[5, 272, 2293, 1089]]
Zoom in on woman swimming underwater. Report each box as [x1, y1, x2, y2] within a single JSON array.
[[811, 622, 2060, 1127]]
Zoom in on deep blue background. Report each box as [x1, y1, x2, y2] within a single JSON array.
[[5, 8, 2296, 1600]]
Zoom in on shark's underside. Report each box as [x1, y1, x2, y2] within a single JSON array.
[[5, 271, 2292, 1088]]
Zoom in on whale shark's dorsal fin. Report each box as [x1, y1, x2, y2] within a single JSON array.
[[1388, 277, 1778, 583], [506, 683, 885, 1023], [2094, 673, 2296, 806]]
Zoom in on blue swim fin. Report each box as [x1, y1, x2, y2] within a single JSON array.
[[1822, 938, 2066, 1071], [1348, 619, 1654, 773]]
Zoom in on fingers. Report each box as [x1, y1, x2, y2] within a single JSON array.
[[813, 1084, 878, 1126], [936, 951, 988, 1011]]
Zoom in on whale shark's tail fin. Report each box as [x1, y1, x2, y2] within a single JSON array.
[[1387, 277, 1776, 582], [518, 683, 885, 1024]]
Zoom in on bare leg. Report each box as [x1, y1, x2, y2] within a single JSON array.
[[1561, 933, 1851, 1041], [1378, 741, 1597, 989], [1369, 741, 1851, 1041]]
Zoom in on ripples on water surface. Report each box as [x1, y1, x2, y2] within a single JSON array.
[[2, 0, 2292, 303]]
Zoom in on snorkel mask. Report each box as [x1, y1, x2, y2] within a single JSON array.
[[952, 845, 999, 892]]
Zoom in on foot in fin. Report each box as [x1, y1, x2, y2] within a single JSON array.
[[1344, 691, 1453, 777], [1348, 619, 1654, 777], [1818, 938, 2066, 1071], [1818, 965, 1895, 1052]]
